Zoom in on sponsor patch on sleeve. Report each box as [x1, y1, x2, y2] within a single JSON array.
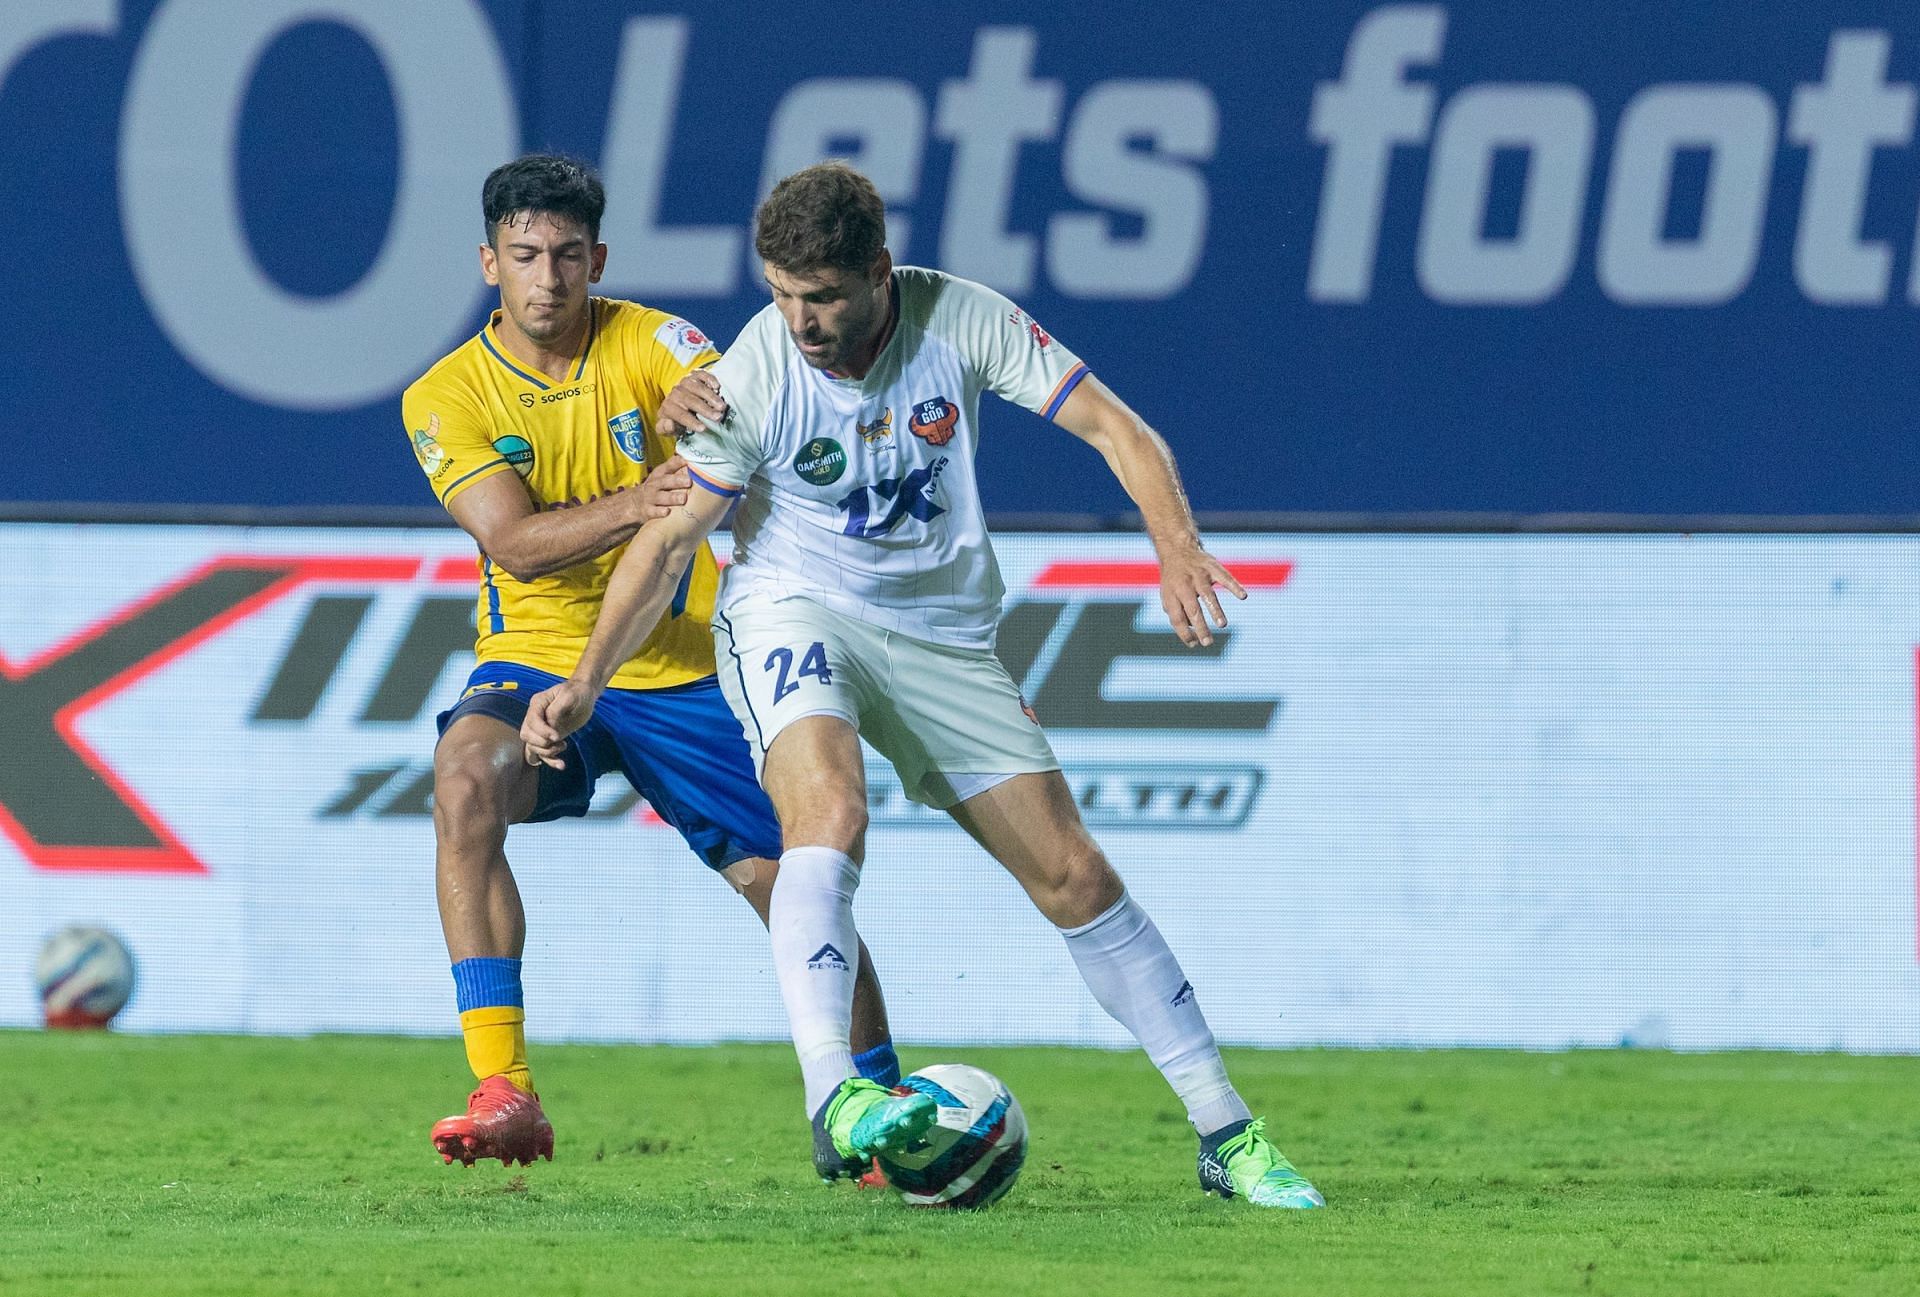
[[410, 413, 451, 479], [654, 317, 715, 365], [1007, 309, 1052, 350]]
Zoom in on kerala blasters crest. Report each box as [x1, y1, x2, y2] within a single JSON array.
[[607, 408, 647, 462], [909, 397, 958, 446]]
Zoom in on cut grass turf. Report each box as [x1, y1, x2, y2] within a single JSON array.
[[4, 1031, 1917, 1296]]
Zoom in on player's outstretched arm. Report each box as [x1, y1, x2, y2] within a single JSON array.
[[1051, 377, 1246, 648], [520, 481, 735, 767], [445, 456, 691, 582]]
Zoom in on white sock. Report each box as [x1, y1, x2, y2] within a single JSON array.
[[769, 845, 863, 1116], [1061, 892, 1252, 1137]]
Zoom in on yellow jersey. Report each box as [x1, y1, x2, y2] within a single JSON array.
[[401, 297, 721, 689]]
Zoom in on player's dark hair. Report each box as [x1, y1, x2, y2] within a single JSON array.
[[755, 162, 888, 275], [482, 154, 606, 246]]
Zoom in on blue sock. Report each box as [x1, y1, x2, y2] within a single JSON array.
[[852, 1040, 901, 1088], [451, 957, 523, 1012]]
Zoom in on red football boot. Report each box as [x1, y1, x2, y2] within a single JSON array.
[[430, 1076, 554, 1167]]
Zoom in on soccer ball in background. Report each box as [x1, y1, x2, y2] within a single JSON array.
[[35, 926, 137, 1029], [878, 1064, 1028, 1209]]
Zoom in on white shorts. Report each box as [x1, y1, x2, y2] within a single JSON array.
[[712, 593, 1059, 809]]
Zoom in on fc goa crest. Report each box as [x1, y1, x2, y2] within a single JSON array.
[[909, 397, 958, 446]]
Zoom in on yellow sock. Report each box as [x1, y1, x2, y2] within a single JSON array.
[[459, 1005, 533, 1093]]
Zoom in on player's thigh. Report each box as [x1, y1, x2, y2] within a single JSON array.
[[861, 634, 1058, 810], [762, 714, 870, 853], [432, 663, 606, 830], [712, 596, 881, 771], [594, 675, 783, 871], [432, 713, 541, 830], [946, 769, 1123, 926]]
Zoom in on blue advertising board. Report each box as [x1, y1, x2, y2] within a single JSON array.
[[5, 1, 1919, 515]]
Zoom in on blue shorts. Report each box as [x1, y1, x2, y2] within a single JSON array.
[[434, 663, 782, 872]]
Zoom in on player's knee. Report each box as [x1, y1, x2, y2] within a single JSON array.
[[723, 856, 774, 915], [431, 755, 516, 847], [783, 795, 868, 858], [721, 856, 758, 896], [828, 800, 870, 856], [1040, 841, 1123, 927]]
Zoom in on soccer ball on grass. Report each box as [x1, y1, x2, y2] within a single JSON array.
[[877, 1063, 1027, 1209], [35, 925, 136, 1029]]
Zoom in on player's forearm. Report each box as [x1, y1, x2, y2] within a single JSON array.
[[570, 530, 701, 692], [483, 490, 642, 581], [1100, 418, 1203, 554]]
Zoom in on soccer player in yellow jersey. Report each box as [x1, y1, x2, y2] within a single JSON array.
[[401, 155, 897, 1169]]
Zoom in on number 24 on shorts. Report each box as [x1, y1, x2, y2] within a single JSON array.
[[764, 642, 832, 703]]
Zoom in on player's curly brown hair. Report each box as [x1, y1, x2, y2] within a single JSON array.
[[754, 162, 887, 275]]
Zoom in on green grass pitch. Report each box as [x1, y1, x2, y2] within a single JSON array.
[[5, 1031, 1916, 1296]]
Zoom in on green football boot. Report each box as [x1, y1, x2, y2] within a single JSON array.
[[810, 1078, 937, 1182], [1196, 1117, 1326, 1209]]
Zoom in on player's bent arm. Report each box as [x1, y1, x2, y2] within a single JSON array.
[[520, 483, 733, 766], [444, 458, 690, 582], [571, 482, 734, 693], [1052, 377, 1200, 551], [1051, 376, 1247, 648]]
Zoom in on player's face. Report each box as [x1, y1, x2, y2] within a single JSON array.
[[765, 253, 892, 375], [480, 212, 606, 349]]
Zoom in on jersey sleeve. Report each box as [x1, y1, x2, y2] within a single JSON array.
[[933, 276, 1090, 420], [628, 309, 725, 472], [638, 311, 722, 396], [401, 376, 511, 507], [674, 306, 787, 495]]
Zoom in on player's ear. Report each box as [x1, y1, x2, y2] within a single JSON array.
[[479, 240, 500, 287], [590, 243, 608, 284], [870, 246, 892, 288]]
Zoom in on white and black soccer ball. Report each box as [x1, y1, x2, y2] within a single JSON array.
[[878, 1064, 1027, 1209], [34, 925, 136, 1029]]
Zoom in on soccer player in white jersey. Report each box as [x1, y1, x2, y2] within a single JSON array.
[[522, 162, 1323, 1209]]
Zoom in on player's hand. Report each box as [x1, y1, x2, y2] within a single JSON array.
[[521, 678, 600, 769], [635, 455, 690, 520], [1157, 544, 1247, 648], [656, 370, 728, 437]]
